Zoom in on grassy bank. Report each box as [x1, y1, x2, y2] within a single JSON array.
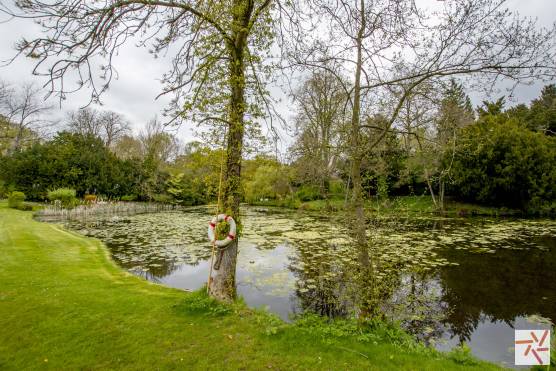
[[249, 195, 522, 216], [0, 203, 501, 370]]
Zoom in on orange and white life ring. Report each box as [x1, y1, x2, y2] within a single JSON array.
[[207, 214, 237, 248]]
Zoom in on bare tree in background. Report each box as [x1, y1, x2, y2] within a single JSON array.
[[136, 117, 180, 201], [67, 108, 131, 148], [0, 82, 52, 153], [67, 108, 102, 138], [290, 70, 349, 203], [284, 0, 556, 316], [0, 80, 8, 105], [100, 111, 131, 148], [140, 118, 180, 166], [0, 80, 9, 140]]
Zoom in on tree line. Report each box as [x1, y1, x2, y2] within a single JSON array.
[[1, 79, 554, 215], [288, 75, 555, 214]]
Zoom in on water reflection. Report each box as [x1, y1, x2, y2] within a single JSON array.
[[37, 207, 555, 367], [437, 240, 556, 341]]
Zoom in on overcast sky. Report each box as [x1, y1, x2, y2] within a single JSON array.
[[1, 0, 555, 149]]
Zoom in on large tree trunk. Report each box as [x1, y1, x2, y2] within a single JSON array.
[[210, 1, 251, 302]]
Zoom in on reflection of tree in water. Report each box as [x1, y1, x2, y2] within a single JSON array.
[[134, 264, 177, 282], [289, 241, 354, 318], [62, 211, 213, 283], [112, 242, 211, 282], [384, 271, 449, 345], [288, 237, 409, 321], [438, 240, 556, 343]]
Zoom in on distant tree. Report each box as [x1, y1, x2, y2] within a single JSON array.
[[113, 135, 143, 161], [166, 172, 206, 206], [529, 84, 556, 135], [505, 103, 531, 127], [450, 114, 555, 213], [431, 79, 475, 210], [290, 70, 349, 201], [477, 97, 506, 118], [68, 108, 130, 147], [0, 82, 52, 153], [140, 118, 179, 167], [100, 111, 130, 148], [138, 118, 178, 201], [171, 142, 223, 202], [360, 122, 406, 200], [67, 108, 102, 138], [0, 80, 8, 104], [243, 161, 291, 202], [0, 115, 39, 156]]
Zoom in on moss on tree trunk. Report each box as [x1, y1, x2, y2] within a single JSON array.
[[209, 0, 251, 301]]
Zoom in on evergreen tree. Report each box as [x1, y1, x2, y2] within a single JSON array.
[[529, 84, 556, 135]]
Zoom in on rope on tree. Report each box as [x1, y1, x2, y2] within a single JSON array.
[[207, 129, 231, 293]]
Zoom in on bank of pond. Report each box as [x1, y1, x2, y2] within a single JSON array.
[[31, 203, 556, 369]]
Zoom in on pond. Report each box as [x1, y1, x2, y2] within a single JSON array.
[[37, 206, 556, 368]]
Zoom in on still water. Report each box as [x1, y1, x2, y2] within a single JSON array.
[[38, 206, 555, 368]]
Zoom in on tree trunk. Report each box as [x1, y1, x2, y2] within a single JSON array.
[[423, 167, 438, 209], [9, 124, 24, 154], [349, 0, 369, 268], [209, 1, 251, 302], [349, 0, 383, 319], [439, 178, 445, 212]]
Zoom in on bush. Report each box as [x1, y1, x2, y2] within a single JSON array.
[[180, 290, 231, 316], [47, 188, 78, 209], [450, 115, 556, 213], [0, 180, 10, 199], [8, 191, 26, 209], [295, 184, 323, 202], [447, 343, 478, 366], [328, 179, 345, 197], [166, 173, 206, 205], [84, 194, 97, 203], [15, 203, 33, 211], [152, 193, 173, 204], [121, 194, 137, 202]]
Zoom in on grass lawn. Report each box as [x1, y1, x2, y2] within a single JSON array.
[[0, 202, 502, 370]]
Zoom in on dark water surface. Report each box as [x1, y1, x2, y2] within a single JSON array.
[[38, 206, 555, 368]]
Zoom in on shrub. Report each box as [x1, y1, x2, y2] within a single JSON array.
[[328, 179, 345, 197], [450, 115, 556, 213], [121, 194, 137, 202], [47, 188, 78, 209], [295, 184, 323, 201], [447, 343, 478, 365], [15, 203, 33, 211], [84, 194, 97, 203], [152, 193, 173, 204], [181, 290, 231, 316], [0, 180, 10, 199], [8, 191, 26, 209]]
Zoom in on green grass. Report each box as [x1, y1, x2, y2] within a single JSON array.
[[249, 195, 521, 216], [377, 196, 522, 216], [0, 202, 502, 370]]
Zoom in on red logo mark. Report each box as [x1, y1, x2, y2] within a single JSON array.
[[515, 330, 550, 365]]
